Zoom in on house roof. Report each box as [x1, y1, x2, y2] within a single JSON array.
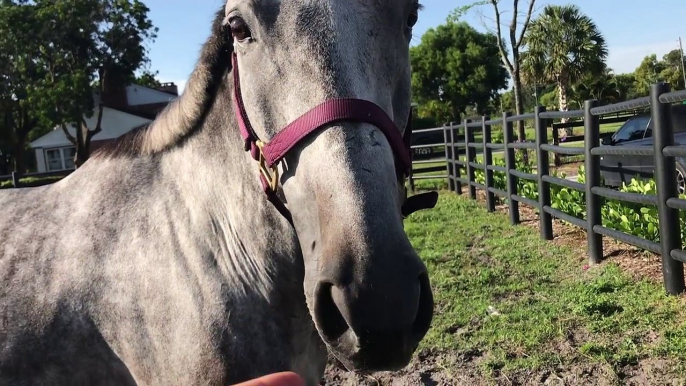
[[30, 106, 152, 149], [29, 82, 179, 149], [125, 84, 178, 107]]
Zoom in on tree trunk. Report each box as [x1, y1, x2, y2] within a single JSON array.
[[512, 66, 529, 164], [488, 0, 536, 164], [557, 81, 572, 138], [74, 121, 93, 168], [512, 67, 526, 141], [73, 104, 104, 169], [450, 103, 461, 125], [11, 136, 26, 174], [9, 111, 33, 174]]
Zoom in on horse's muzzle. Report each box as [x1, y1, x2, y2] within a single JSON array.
[[312, 265, 434, 372]]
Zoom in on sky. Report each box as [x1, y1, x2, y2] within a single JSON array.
[[142, 0, 686, 93]]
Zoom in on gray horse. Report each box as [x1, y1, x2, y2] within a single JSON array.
[[0, 1, 435, 385]]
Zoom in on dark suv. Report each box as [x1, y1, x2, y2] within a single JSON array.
[[599, 104, 686, 193]]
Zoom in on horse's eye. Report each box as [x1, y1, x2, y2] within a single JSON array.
[[407, 10, 418, 28], [229, 17, 251, 41]]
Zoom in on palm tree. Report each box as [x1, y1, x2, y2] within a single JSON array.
[[571, 67, 620, 109], [521, 4, 608, 135]]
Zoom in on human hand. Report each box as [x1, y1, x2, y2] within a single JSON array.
[[232, 371, 306, 386]]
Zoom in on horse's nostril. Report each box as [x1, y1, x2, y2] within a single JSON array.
[[314, 282, 349, 342], [412, 273, 434, 338]]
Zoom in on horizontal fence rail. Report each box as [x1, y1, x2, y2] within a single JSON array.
[[408, 81, 686, 296]]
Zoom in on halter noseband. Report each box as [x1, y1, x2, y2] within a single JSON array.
[[231, 52, 437, 224]]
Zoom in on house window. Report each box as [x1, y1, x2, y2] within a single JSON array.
[[45, 147, 76, 171]]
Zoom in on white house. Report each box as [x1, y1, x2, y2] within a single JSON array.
[[29, 82, 179, 173]]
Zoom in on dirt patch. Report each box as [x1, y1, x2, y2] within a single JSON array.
[[620, 358, 684, 386], [322, 350, 482, 386], [321, 349, 686, 385], [551, 161, 584, 179], [546, 327, 591, 359]]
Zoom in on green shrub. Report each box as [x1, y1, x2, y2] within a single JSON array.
[[474, 149, 546, 206], [601, 178, 686, 245], [550, 165, 586, 220], [471, 157, 686, 246], [492, 129, 504, 144]]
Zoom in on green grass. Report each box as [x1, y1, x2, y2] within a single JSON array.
[[0, 175, 64, 189], [404, 192, 686, 379]]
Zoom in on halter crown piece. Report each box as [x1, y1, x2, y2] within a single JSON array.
[[231, 52, 438, 225]]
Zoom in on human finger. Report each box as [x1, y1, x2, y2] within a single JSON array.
[[232, 371, 307, 386]]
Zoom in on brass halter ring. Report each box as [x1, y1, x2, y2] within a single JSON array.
[[255, 140, 280, 192]]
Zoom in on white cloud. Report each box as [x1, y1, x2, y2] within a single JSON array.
[[607, 41, 679, 74]]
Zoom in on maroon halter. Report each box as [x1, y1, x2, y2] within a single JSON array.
[[231, 52, 436, 223]]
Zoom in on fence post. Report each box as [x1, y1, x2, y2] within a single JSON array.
[[584, 99, 603, 265], [444, 123, 455, 192], [535, 105, 553, 240], [464, 119, 476, 199], [451, 122, 462, 194], [11, 171, 20, 188], [650, 82, 685, 295], [503, 112, 519, 225], [482, 115, 495, 212]]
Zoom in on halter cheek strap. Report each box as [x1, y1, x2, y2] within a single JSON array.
[[231, 51, 436, 224]]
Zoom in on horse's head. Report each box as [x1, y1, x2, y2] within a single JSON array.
[[224, 0, 433, 372]]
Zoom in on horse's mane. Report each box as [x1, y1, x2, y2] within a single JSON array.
[[93, 7, 233, 159]]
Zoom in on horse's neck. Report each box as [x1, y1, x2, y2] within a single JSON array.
[[156, 101, 303, 300]]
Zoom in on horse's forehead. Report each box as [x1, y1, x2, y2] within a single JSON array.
[[224, 0, 400, 20]]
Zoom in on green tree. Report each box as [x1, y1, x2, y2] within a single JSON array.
[[36, 0, 157, 168], [659, 49, 685, 90], [411, 21, 509, 122], [499, 81, 548, 115], [415, 100, 454, 125], [0, 0, 51, 173], [135, 69, 163, 89], [521, 4, 608, 134], [632, 50, 685, 97], [0, 0, 157, 171], [633, 54, 664, 97], [570, 68, 620, 108], [539, 89, 558, 111], [613, 73, 638, 101]]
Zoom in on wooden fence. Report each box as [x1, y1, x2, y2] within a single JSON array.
[[410, 82, 686, 296]]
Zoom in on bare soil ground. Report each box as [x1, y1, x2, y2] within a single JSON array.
[[551, 162, 584, 179], [323, 351, 683, 385]]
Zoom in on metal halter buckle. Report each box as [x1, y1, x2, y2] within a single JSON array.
[[255, 140, 279, 192]]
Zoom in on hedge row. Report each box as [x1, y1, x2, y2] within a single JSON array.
[[474, 151, 686, 246]]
